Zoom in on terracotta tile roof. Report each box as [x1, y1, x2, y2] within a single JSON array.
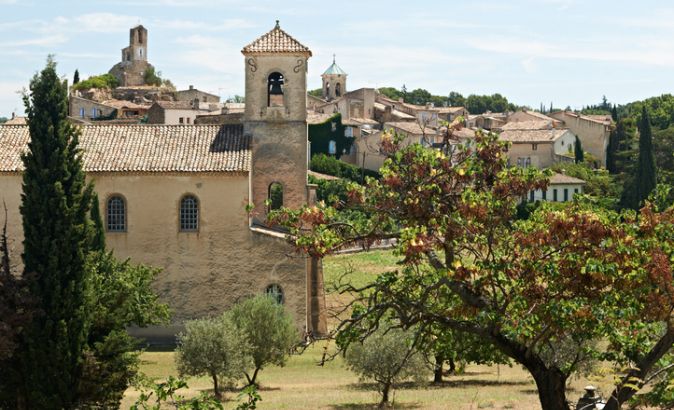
[[385, 122, 438, 135], [242, 21, 311, 55], [499, 129, 569, 143], [549, 172, 586, 185], [436, 106, 467, 114], [501, 120, 553, 131], [0, 124, 250, 173], [4, 116, 27, 125]]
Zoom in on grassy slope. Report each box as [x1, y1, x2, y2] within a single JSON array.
[[121, 250, 615, 409]]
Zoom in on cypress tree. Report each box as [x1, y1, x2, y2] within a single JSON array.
[[624, 106, 657, 210], [574, 136, 584, 164], [606, 129, 618, 173], [18, 57, 93, 409], [89, 193, 106, 252], [73, 69, 80, 85], [611, 105, 618, 122]]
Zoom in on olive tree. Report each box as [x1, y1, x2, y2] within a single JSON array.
[[175, 317, 249, 399], [228, 295, 298, 386], [345, 326, 427, 405]]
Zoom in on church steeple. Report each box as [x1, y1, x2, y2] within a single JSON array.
[[321, 55, 347, 101]]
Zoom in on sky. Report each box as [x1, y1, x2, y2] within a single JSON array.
[[1, 0, 674, 117]]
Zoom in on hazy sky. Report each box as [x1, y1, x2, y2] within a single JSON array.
[[1, 0, 673, 116]]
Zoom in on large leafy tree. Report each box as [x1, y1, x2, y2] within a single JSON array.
[[18, 57, 94, 408], [270, 127, 674, 410]]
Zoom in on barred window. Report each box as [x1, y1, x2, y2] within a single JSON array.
[[268, 182, 283, 211], [106, 195, 126, 232], [180, 195, 199, 231], [265, 284, 284, 304]]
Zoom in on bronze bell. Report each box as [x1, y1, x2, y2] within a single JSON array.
[[269, 81, 283, 95]]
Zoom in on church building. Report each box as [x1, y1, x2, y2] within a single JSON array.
[[0, 22, 327, 343]]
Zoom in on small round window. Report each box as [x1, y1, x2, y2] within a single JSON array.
[[265, 284, 284, 304]]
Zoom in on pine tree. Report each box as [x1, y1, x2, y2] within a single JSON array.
[[73, 69, 80, 85], [574, 136, 584, 164], [623, 106, 656, 210], [18, 57, 93, 409]]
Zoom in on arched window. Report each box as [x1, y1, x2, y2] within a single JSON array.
[[335, 83, 341, 97], [180, 195, 199, 231], [268, 182, 283, 211], [325, 83, 330, 98], [265, 284, 284, 304], [267, 72, 284, 107], [328, 140, 337, 155], [106, 195, 126, 232]]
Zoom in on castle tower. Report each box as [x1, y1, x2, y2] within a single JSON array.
[[122, 25, 148, 63], [109, 25, 154, 87], [242, 21, 312, 225], [321, 55, 347, 101]]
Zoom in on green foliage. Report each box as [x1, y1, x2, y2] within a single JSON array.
[[268, 182, 283, 211], [228, 295, 298, 386], [131, 376, 225, 410], [144, 66, 163, 87], [652, 126, 674, 205], [235, 385, 262, 410], [310, 153, 378, 182], [78, 250, 170, 407], [89, 193, 106, 251], [345, 326, 427, 404], [307, 88, 323, 98], [72, 73, 119, 90], [73, 69, 80, 85], [377, 87, 519, 112], [17, 56, 94, 408], [0, 117, 7, 124], [308, 113, 352, 159], [175, 316, 250, 398]]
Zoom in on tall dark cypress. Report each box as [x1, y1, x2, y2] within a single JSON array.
[[624, 106, 657, 210], [73, 69, 80, 85], [89, 193, 106, 252], [574, 136, 584, 164], [611, 105, 618, 122], [606, 129, 618, 173], [18, 57, 93, 409]]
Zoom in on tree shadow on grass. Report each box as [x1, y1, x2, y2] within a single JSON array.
[[346, 379, 530, 393], [331, 403, 421, 410]]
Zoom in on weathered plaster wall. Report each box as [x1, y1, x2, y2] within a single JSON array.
[[0, 172, 310, 343]]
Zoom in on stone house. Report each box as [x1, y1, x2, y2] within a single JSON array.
[[70, 95, 149, 121], [549, 110, 612, 167], [467, 112, 508, 130], [528, 173, 586, 202], [146, 101, 208, 125], [499, 128, 577, 169], [0, 22, 326, 343], [175, 85, 220, 104], [507, 110, 563, 128]]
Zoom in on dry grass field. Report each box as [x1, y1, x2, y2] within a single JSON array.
[[121, 250, 619, 409]]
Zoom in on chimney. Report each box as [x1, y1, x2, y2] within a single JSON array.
[[11, 112, 15, 119], [189, 85, 194, 90]]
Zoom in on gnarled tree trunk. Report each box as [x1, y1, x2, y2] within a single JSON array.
[[433, 354, 444, 383], [530, 367, 570, 410]]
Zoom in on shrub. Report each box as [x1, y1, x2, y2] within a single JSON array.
[[228, 295, 298, 386], [310, 153, 379, 182], [72, 73, 119, 90], [175, 317, 250, 399], [345, 326, 427, 405]]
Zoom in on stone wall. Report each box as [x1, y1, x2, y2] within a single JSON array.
[[176, 88, 220, 104]]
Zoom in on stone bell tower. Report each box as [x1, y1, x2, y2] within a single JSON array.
[[321, 55, 347, 101], [242, 20, 312, 225]]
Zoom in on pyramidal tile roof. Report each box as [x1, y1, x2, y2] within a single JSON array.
[[242, 20, 311, 56], [0, 124, 250, 173], [323, 56, 346, 75]]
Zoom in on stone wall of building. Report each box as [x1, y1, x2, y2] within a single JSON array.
[[69, 96, 117, 120], [549, 111, 610, 166], [0, 172, 311, 343], [176, 87, 220, 104]]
